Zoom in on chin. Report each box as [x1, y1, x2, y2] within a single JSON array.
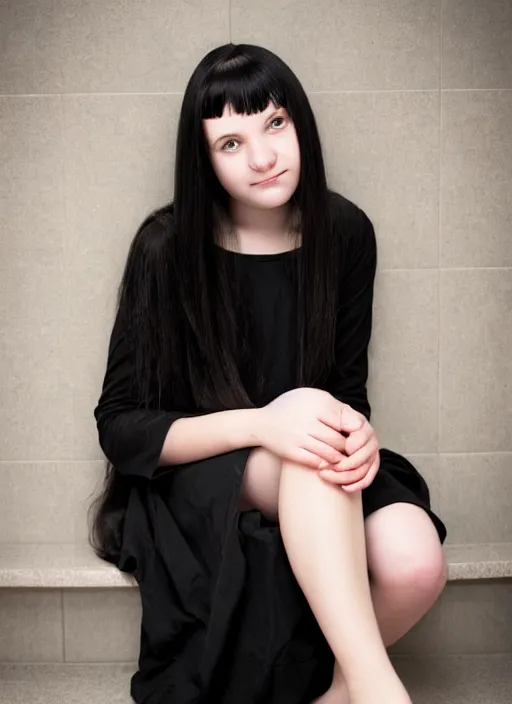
[[249, 190, 296, 210]]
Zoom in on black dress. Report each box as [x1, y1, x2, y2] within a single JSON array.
[[94, 194, 446, 704]]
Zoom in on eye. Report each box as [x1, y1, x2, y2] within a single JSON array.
[[221, 139, 239, 152], [219, 116, 287, 151], [270, 116, 286, 129]]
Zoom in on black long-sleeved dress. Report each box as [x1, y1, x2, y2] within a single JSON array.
[[94, 193, 446, 704]]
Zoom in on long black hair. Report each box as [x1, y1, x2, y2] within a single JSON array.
[[89, 43, 343, 564]]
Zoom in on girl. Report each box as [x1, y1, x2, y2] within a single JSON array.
[[90, 43, 447, 704]]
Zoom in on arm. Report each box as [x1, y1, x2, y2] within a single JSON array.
[[162, 206, 377, 467], [95, 300, 263, 475], [311, 202, 382, 487], [160, 409, 260, 465], [94, 211, 264, 477], [322, 202, 377, 419]]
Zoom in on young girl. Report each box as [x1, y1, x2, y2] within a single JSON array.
[[90, 43, 447, 704]]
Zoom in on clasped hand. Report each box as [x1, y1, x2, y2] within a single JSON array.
[[256, 387, 380, 492]]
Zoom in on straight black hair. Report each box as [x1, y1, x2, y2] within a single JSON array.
[[89, 43, 343, 565]]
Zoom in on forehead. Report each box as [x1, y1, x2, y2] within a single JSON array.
[[203, 100, 281, 136]]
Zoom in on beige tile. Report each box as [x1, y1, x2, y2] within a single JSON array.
[[2, 658, 512, 704], [232, 0, 440, 90], [0, 589, 63, 662], [436, 581, 512, 654], [439, 269, 512, 452], [0, 663, 135, 703], [63, 589, 141, 662], [0, 544, 136, 589], [444, 542, 512, 580], [0, 0, 229, 94], [394, 654, 512, 704], [368, 271, 438, 454], [441, 92, 512, 267], [60, 95, 182, 460], [311, 92, 440, 270], [393, 581, 512, 657], [0, 462, 104, 543], [0, 97, 80, 461], [0, 98, 66, 259], [439, 454, 512, 545], [442, 0, 512, 89]]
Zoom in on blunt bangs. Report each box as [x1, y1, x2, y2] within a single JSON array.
[[200, 54, 289, 120]]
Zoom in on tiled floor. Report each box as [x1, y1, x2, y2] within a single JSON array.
[[0, 655, 510, 703], [394, 654, 512, 703], [0, 663, 134, 704]]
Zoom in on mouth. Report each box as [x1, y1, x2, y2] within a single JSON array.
[[252, 170, 287, 186]]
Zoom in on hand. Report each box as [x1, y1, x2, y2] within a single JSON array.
[[318, 409, 380, 492], [254, 388, 363, 470]]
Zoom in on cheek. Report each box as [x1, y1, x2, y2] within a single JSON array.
[[210, 155, 242, 192], [291, 136, 301, 170], [287, 141, 301, 187], [282, 130, 301, 177]]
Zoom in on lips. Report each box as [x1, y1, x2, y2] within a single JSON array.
[[253, 170, 287, 185]]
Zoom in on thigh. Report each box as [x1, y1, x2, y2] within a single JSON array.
[[239, 447, 282, 521], [364, 502, 446, 584]]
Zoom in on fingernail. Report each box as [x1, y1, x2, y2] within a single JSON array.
[[318, 461, 329, 469]]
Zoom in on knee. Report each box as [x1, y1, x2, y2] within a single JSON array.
[[372, 545, 448, 599]]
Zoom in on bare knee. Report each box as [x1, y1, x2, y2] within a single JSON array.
[[239, 448, 282, 521], [366, 504, 447, 602], [372, 544, 447, 600]]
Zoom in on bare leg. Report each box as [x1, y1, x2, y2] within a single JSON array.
[[365, 503, 447, 646], [312, 662, 349, 704], [326, 504, 447, 701], [241, 449, 411, 703]]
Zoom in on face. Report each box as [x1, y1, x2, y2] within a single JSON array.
[[202, 101, 301, 211]]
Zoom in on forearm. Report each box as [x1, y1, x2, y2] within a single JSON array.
[[158, 408, 262, 466]]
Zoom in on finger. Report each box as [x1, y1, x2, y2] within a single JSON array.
[[303, 437, 345, 466], [338, 404, 366, 434], [319, 399, 363, 434], [310, 424, 347, 454], [341, 455, 380, 492], [344, 425, 371, 456], [336, 438, 379, 471], [289, 447, 331, 470], [319, 461, 371, 485]]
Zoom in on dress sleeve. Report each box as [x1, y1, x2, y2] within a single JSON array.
[[93, 306, 187, 479], [323, 205, 377, 421], [93, 213, 192, 480]]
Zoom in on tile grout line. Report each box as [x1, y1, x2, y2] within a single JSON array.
[[378, 267, 512, 272], [1, 89, 511, 100], [376, 267, 512, 274]]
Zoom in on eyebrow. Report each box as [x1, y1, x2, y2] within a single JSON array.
[[212, 108, 284, 147]]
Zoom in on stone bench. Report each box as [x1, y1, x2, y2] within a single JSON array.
[[1, 542, 511, 588]]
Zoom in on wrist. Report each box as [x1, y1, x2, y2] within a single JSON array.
[[246, 407, 266, 448], [231, 407, 264, 450]]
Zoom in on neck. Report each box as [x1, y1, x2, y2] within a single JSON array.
[[223, 200, 299, 254], [230, 198, 290, 232]]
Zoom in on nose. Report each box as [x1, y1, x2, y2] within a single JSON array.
[[249, 142, 277, 173]]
